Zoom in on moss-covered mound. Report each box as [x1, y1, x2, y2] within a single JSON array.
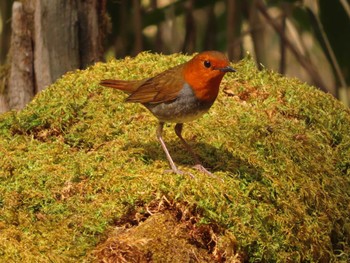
[[0, 52, 349, 262]]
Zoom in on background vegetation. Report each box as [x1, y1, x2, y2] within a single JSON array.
[[0, 0, 349, 110]]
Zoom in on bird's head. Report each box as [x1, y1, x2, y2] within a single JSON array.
[[183, 51, 235, 102]]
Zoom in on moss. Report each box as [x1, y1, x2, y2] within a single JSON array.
[[0, 52, 349, 262], [91, 198, 240, 262]]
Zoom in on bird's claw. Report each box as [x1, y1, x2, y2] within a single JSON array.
[[164, 165, 218, 179], [193, 164, 214, 176], [164, 168, 195, 178], [193, 165, 223, 181]]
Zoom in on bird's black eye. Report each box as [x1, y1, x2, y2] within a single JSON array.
[[204, 60, 211, 68]]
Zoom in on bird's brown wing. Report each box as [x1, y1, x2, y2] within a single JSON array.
[[125, 64, 186, 104]]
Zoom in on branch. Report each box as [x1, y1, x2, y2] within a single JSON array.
[[255, 0, 330, 94]]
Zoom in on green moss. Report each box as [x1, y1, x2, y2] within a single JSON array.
[[0, 52, 349, 262]]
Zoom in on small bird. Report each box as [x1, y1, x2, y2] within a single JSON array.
[[100, 51, 235, 176]]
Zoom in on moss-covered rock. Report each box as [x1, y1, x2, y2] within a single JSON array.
[[0, 52, 349, 262]]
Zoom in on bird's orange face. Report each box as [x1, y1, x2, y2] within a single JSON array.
[[183, 51, 235, 102]]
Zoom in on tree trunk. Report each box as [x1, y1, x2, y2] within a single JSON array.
[[227, 0, 243, 61], [248, 0, 267, 70], [0, 0, 13, 65], [182, 0, 196, 53], [133, 0, 143, 55], [77, 0, 107, 67], [0, 0, 13, 112], [34, 0, 80, 93], [8, 2, 34, 110], [3, 0, 107, 112]]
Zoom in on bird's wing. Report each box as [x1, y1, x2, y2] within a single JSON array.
[[125, 64, 186, 104], [100, 79, 141, 93]]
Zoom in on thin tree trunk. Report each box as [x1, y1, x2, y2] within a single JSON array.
[[279, 11, 287, 74], [0, 0, 13, 112], [0, 0, 13, 65], [114, 0, 128, 57], [34, 0, 80, 93], [151, 0, 163, 53], [77, 0, 106, 67], [0, 66, 10, 113], [204, 5, 216, 51], [248, 0, 267, 69], [227, 0, 243, 60], [8, 1, 34, 110], [256, 0, 329, 94], [133, 0, 143, 55], [182, 0, 196, 53]]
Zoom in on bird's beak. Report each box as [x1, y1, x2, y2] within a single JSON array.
[[217, 66, 236, 73]]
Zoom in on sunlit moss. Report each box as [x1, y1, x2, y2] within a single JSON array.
[[0, 52, 349, 262]]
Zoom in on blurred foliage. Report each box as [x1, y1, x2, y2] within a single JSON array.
[[104, 0, 350, 105], [319, 0, 350, 84], [0, 0, 349, 104]]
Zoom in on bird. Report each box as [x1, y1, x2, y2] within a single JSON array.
[[100, 51, 235, 176]]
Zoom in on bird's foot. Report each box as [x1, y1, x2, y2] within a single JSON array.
[[164, 165, 216, 179], [193, 164, 223, 181], [193, 164, 214, 177], [164, 168, 195, 178]]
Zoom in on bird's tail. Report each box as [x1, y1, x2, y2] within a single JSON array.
[[100, 79, 139, 94]]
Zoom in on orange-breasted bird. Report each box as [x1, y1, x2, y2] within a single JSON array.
[[100, 51, 235, 176]]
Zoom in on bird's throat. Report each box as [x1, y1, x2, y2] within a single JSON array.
[[188, 75, 222, 102]]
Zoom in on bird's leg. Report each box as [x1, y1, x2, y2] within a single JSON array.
[[174, 123, 213, 176], [156, 122, 185, 175], [174, 123, 200, 163]]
